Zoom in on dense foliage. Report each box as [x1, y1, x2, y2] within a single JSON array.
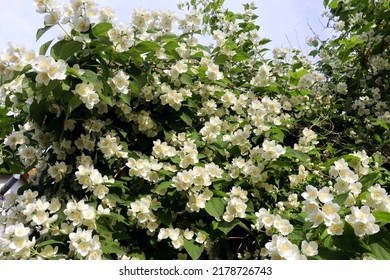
[[1, 0, 390, 260]]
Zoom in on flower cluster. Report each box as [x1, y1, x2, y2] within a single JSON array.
[[69, 228, 102, 259], [254, 208, 294, 236], [127, 195, 160, 234], [223, 186, 248, 222], [294, 128, 318, 153]]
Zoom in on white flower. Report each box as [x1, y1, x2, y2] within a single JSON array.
[[336, 82, 348, 94], [13, 223, 30, 238], [9, 236, 29, 252], [158, 228, 169, 240], [171, 236, 184, 249], [111, 70, 129, 94], [261, 139, 286, 160], [40, 245, 59, 258], [152, 139, 177, 159], [195, 232, 207, 244], [183, 228, 194, 240], [302, 185, 318, 201], [345, 206, 380, 236], [168, 228, 181, 241], [265, 235, 301, 260], [47, 59, 67, 80], [298, 73, 314, 90], [250, 64, 272, 87], [74, 17, 91, 32], [307, 210, 324, 227], [338, 168, 358, 183], [169, 60, 188, 79], [321, 202, 340, 221], [49, 198, 61, 213], [333, 158, 349, 171], [367, 184, 387, 203], [93, 184, 109, 199], [318, 187, 334, 203], [44, 10, 61, 26], [206, 62, 223, 80], [274, 218, 294, 236], [326, 219, 344, 236], [301, 240, 318, 257], [32, 210, 49, 225], [74, 83, 100, 109], [47, 161, 68, 182], [98, 133, 126, 159]]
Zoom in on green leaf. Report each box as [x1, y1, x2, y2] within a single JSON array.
[[159, 169, 174, 177], [119, 93, 131, 105], [329, 0, 339, 9], [81, 70, 102, 88], [180, 111, 193, 126], [155, 181, 173, 192], [155, 208, 172, 226], [283, 148, 307, 163], [50, 40, 83, 60], [36, 25, 53, 41], [376, 120, 389, 131], [359, 172, 379, 190], [290, 69, 308, 79], [180, 73, 192, 85], [39, 39, 53, 55], [92, 22, 113, 37], [101, 240, 127, 254], [105, 194, 128, 205], [205, 197, 226, 220], [367, 229, 390, 259], [36, 240, 65, 249], [128, 249, 146, 260], [374, 134, 382, 144], [368, 243, 390, 260], [214, 54, 228, 65], [96, 217, 114, 235], [38, 79, 61, 103], [183, 239, 204, 260], [67, 95, 82, 114], [163, 41, 179, 52], [136, 41, 160, 53], [309, 50, 318, 57], [332, 223, 368, 253], [316, 247, 349, 260], [333, 192, 349, 205], [98, 92, 113, 107], [373, 212, 390, 224], [232, 51, 250, 62], [259, 38, 271, 45], [29, 100, 46, 126], [216, 219, 240, 235]]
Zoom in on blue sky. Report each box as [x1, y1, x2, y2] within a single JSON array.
[[0, 0, 331, 54]]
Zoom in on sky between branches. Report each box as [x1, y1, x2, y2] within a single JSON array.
[[0, 0, 332, 55]]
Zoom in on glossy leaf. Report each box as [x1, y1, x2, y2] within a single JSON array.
[[50, 40, 83, 60]]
